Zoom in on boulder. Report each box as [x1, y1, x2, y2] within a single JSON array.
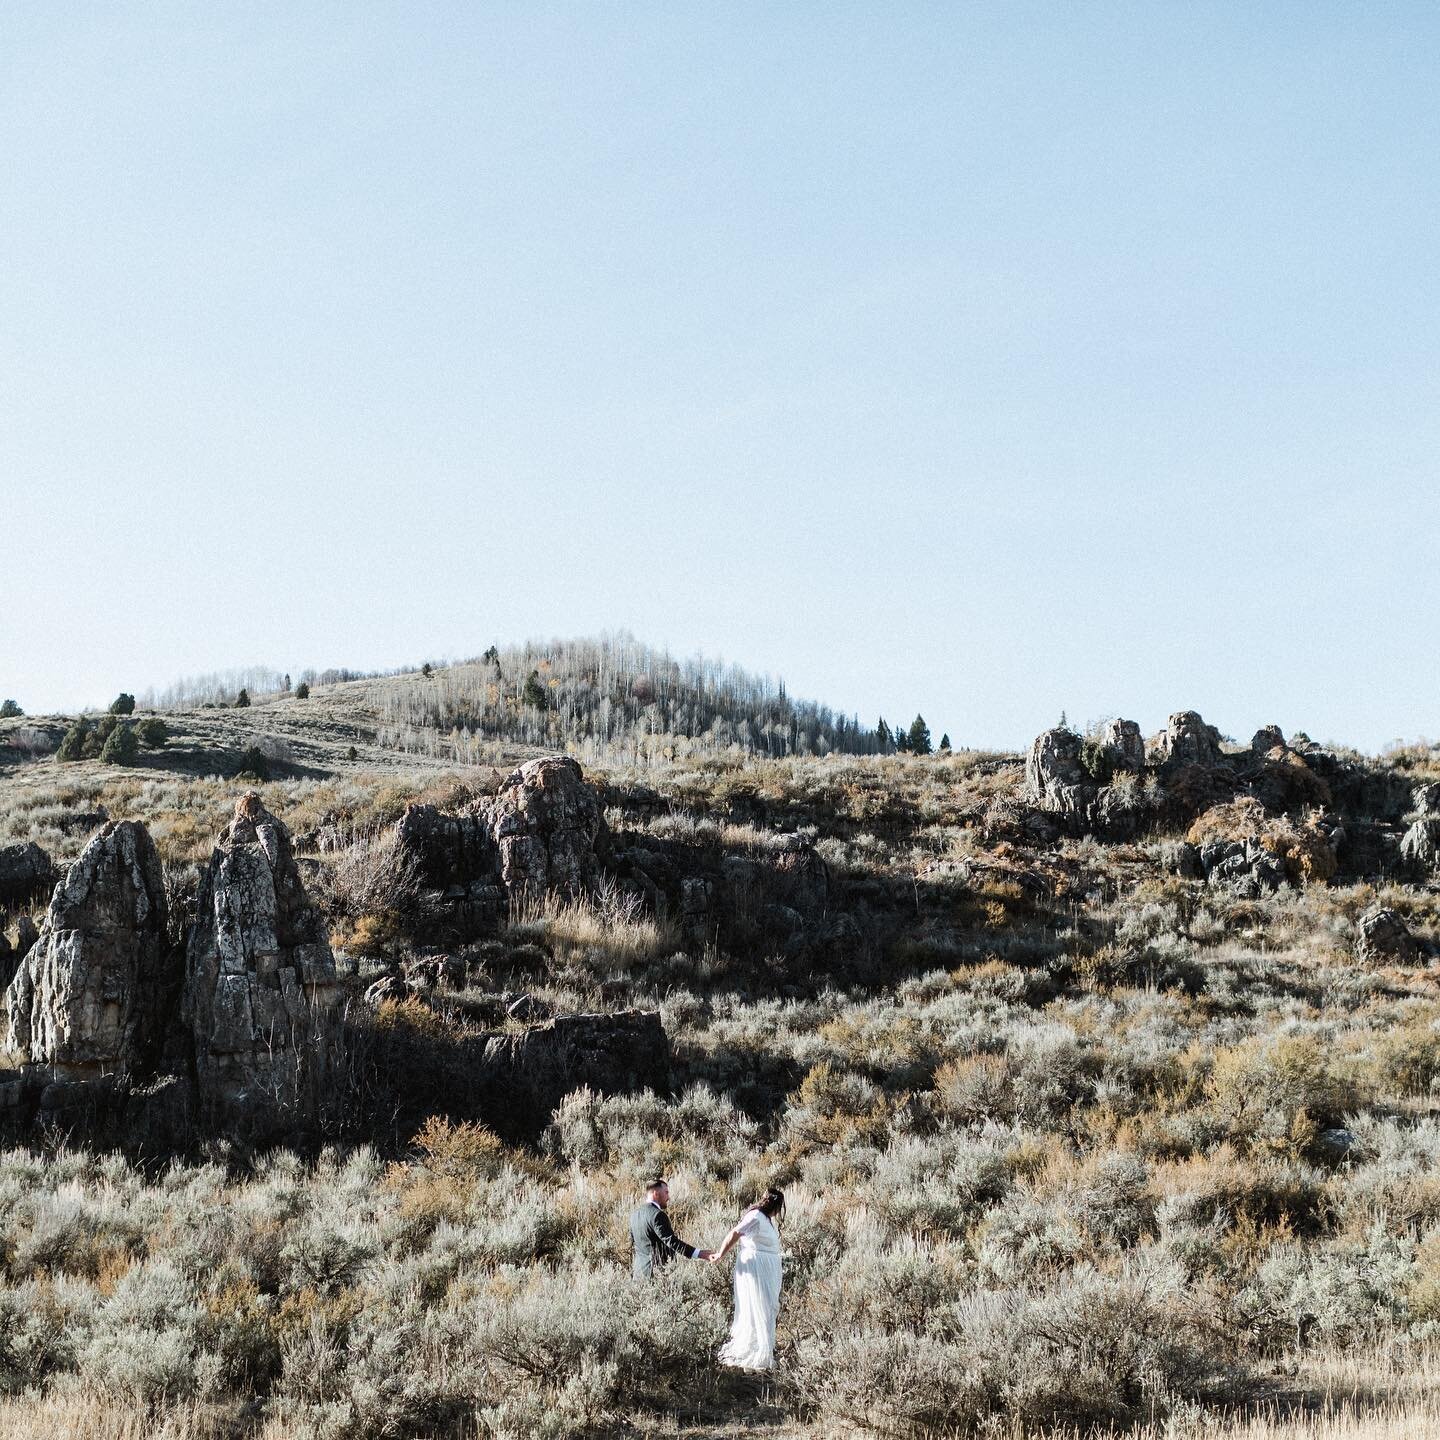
[[1401, 818, 1440, 877], [1415, 783, 1440, 819], [402, 952, 465, 990], [488, 756, 605, 902], [1355, 907, 1419, 966], [1100, 718, 1146, 772], [0, 842, 55, 906], [1153, 711, 1224, 770], [364, 973, 414, 1007], [1201, 838, 1288, 896], [4, 822, 176, 1077], [183, 793, 345, 1121]]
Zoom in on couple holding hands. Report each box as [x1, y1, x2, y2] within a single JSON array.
[[629, 1177, 786, 1371]]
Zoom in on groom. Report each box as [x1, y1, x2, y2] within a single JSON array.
[[631, 1178, 712, 1278]]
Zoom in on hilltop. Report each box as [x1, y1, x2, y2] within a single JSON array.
[[1, 636, 913, 802]]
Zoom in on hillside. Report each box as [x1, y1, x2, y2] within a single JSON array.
[[1, 685, 1440, 1438]]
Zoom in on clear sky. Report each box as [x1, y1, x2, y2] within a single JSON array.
[[3, 3, 1437, 752]]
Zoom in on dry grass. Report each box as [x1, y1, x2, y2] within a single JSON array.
[[508, 880, 681, 967]]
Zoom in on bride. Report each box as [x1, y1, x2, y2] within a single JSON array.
[[710, 1187, 785, 1370]]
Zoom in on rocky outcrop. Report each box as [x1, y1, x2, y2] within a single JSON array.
[[1192, 836, 1287, 896], [1153, 711, 1224, 770], [394, 804, 494, 886], [183, 794, 344, 1120], [1100, 719, 1145, 773], [4, 822, 176, 1077], [477, 1009, 670, 1140], [1251, 725, 1286, 755], [392, 757, 608, 923], [489, 757, 606, 902], [1355, 907, 1419, 965], [0, 842, 55, 906], [1024, 728, 1094, 824]]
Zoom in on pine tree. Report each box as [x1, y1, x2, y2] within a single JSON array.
[[939, 733, 951, 752], [877, 717, 892, 752], [522, 670, 549, 710], [235, 689, 251, 708], [908, 714, 932, 755], [109, 693, 135, 715], [0, 699, 21, 718], [295, 682, 310, 699]]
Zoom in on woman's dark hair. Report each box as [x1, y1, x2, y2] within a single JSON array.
[[754, 1187, 786, 1222]]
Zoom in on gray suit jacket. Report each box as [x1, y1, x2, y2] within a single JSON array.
[[630, 1201, 698, 1278]]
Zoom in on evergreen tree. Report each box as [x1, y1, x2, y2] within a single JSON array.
[[876, 717, 892, 752], [522, 670, 549, 710], [235, 689, 251, 708], [422, 663, 432, 678], [282, 673, 291, 692], [908, 714, 932, 755], [57, 717, 93, 762], [109, 693, 135, 715], [0, 699, 22, 718], [295, 682, 310, 699], [99, 723, 139, 766], [137, 718, 169, 748], [939, 733, 951, 752], [895, 726, 910, 753]]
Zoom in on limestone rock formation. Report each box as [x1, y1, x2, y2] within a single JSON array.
[[4, 822, 175, 1077], [183, 794, 344, 1118], [0, 842, 55, 906], [488, 756, 605, 902], [1153, 711, 1224, 770], [1355, 907, 1419, 966]]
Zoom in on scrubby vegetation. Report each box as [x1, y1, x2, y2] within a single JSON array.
[[4, 663, 1440, 1437]]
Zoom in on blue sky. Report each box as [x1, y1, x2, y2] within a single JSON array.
[[3, 3, 1437, 751]]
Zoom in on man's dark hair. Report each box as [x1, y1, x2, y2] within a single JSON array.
[[644, 1177, 667, 1193]]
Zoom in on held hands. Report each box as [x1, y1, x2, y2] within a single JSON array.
[[696, 1249, 716, 1261]]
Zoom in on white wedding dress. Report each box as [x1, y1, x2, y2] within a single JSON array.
[[718, 1209, 782, 1370]]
